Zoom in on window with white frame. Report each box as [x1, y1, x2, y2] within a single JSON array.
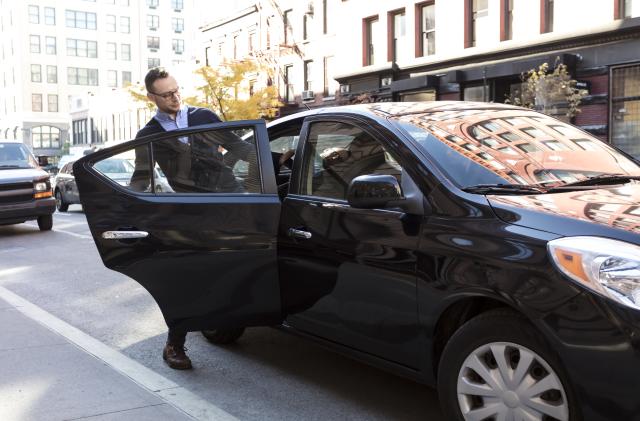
[[147, 36, 160, 49], [148, 57, 160, 69], [29, 5, 39, 24], [107, 70, 117, 87], [32, 94, 43, 112], [31, 64, 42, 82], [48, 94, 58, 112], [67, 67, 99, 85], [471, 0, 489, 46], [172, 39, 184, 54], [65, 10, 97, 29], [147, 0, 158, 8], [44, 7, 55, 25], [390, 9, 407, 62], [106, 14, 116, 31], [30, 35, 40, 53], [171, 0, 184, 11], [147, 15, 159, 29], [121, 43, 131, 60], [419, 3, 435, 56], [106, 42, 117, 59], [45, 36, 56, 54], [122, 71, 131, 86], [120, 16, 130, 33], [47, 65, 57, 83], [67, 39, 98, 58], [304, 60, 314, 92], [172, 17, 184, 32]]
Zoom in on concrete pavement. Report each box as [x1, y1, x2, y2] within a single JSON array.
[[0, 287, 238, 421]]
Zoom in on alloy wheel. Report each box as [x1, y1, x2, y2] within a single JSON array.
[[457, 341, 568, 421]]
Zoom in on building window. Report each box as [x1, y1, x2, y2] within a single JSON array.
[[172, 17, 184, 32], [120, 16, 130, 33], [67, 39, 98, 58], [147, 36, 160, 50], [363, 16, 378, 66], [171, 0, 184, 11], [65, 10, 97, 29], [48, 94, 58, 112], [147, 0, 158, 8], [148, 57, 160, 69], [32, 94, 43, 112], [611, 64, 640, 158], [45, 36, 57, 54], [44, 7, 55, 25], [248, 30, 256, 54], [106, 14, 116, 31], [29, 5, 39, 24], [323, 56, 338, 97], [284, 64, 293, 102], [388, 9, 406, 62], [107, 70, 117, 87], [106, 42, 117, 59], [233, 34, 238, 59], [121, 43, 131, 60], [31, 64, 42, 82], [172, 39, 184, 54], [284, 10, 293, 44], [72, 120, 88, 145], [67, 67, 99, 85], [47, 65, 57, 83], [33, 126, 61, 148], [416, 2, 435, 57], [122, 71, 132, 86], [541, 0, 554, 33], [617, 0, 640, 18], [303, 13, 312, 41], [147, 15, 159, 30], [501, 0, 514, 40], [466, 0, 489, 47], [30, 35, 40, 53], [249, 79, 256, 96], [304, 60, 314, 92]]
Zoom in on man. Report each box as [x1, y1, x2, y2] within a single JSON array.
[[136, 67, 291, 370]]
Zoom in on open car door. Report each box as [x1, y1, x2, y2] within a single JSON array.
[[73, 120, 282, 332]]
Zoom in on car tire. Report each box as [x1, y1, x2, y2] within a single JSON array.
[[437, 308, 580, 421], [201, 328, 245, 345], [55, 190, 68, 212], [37, 214, 53, 231]]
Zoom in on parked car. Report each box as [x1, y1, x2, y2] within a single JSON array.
[[74, 102, 640, 420], [55, 157, 172, 211], [0, 140, 55, 230]]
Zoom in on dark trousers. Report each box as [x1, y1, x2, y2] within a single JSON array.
[[168, 328, 187, 346]]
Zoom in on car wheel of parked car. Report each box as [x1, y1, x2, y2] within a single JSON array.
[[37, 215, 53, 231], [55, 190, 68, 212], [201, 328, 245, 344], [437, 309, 579, 421]]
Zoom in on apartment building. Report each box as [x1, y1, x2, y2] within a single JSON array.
[[0, 0, 198, 161], [198, 0, 341, 115], [335, 0, 640, 159]]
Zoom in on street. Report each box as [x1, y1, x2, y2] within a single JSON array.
[[0, 207, 445, 421]]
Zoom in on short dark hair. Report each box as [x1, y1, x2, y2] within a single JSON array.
[[144, 67, 170, 93]]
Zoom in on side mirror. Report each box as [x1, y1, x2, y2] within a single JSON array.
[[347, 174, 403, 209], [37, 156, 49, 167]]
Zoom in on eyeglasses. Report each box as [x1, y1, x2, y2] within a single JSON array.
[[150, 88, 180, 99]]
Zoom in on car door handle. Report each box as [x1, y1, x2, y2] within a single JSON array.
[[101, 231, 149, 240], [287, 228, 312, 240]]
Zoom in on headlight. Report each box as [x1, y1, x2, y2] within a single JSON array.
[[548, 236, 640, 310], [34, 181, 48, 192]]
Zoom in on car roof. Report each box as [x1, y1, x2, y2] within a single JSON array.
[[0, 139, 25, 144]]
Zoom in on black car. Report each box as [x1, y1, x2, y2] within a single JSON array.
[[75, 102, 640, 420], [0, 140, 55, 230]]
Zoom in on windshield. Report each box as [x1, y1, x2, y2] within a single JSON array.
[[391, 109, 640, 189], [0, 143, 38, 169]]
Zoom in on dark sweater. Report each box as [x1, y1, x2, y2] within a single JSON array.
[[135, 106, 222, 138]]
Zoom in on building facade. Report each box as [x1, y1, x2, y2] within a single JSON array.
[[198, 0, 341, 115], [0, 0, 199, 162], [334, 0, 640, 159]]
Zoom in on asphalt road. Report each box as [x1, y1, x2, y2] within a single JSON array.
[[0, 207, 445, 421]]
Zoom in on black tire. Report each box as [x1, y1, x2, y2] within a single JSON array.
[[37, 214, 53, 231], [55, 190, 68, 212], [201, 327, 245, 344], [437, 309, 580, 421]]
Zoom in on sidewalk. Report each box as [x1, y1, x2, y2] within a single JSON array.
[[0, 289, 238, 421]]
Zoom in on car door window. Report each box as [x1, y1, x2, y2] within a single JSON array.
[[93, 127, 262, 194], [300, 121, 402, 200]]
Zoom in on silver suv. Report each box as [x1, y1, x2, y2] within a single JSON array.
[[0, 141, 55, 231]]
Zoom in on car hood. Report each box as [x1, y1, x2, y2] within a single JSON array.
[[487, 183, 640, 241], [0, 167, 48, 183]]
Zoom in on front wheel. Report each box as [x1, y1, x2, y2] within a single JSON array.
[[37, 214, 53, 231], [201, 328, 245, 345], [437, 309, 579, 421]]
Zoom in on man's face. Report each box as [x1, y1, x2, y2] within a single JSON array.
[[147, 76, 181, 115]]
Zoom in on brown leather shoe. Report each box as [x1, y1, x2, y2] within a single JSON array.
[[162, 343, 192, 370]]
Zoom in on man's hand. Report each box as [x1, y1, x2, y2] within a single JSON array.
[[278, 149, 295, 167]]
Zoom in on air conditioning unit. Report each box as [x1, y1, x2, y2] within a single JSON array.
[[339, 84, 350, 94], [381, 76, 392, 87], [301, 90, 314, 100], [306, 2, 314, 15]]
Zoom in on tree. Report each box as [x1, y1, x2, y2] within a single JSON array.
[[127, 61, 282, 121], [505, 59, 588, 119]]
